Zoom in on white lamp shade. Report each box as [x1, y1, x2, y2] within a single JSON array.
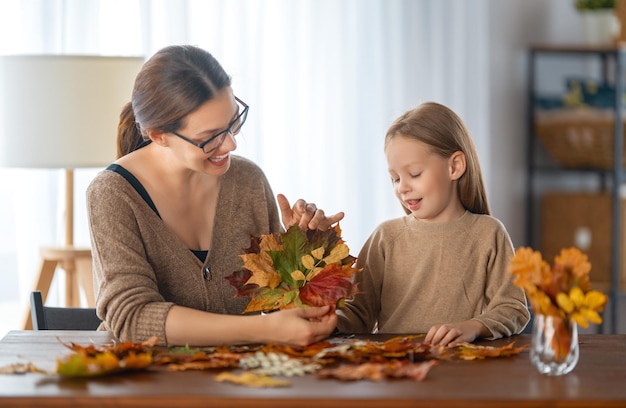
[[0, 55, 144, 169]]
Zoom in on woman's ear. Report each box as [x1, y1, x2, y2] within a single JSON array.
[[147, 129, 168, 147], [449, 151, 466, 180]]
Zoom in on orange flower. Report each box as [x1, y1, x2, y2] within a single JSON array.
[[554, 247, 591, 292], [509, 247, 549, 288], [509, 247, 607, 327]]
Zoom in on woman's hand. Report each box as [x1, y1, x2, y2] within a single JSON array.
[[263, 306, 337, 346], [423, 320, 488, 347], [277, 194, 344, 231]]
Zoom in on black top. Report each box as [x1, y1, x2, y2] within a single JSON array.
[[106, 164, 207, 262]]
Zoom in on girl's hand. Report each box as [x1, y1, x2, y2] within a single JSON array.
[[277, 194, 344, 231], [423, 320, 487, 346], [264, 306, 337, 346]]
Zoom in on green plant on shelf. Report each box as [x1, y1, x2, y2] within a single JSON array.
[[574, 0, 617, 11]]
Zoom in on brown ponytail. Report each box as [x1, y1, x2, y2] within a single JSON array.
[[116, 102, 149, 158]]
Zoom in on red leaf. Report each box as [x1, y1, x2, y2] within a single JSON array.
[[225, 269, 260, 297], [299, 264, 359, 309]]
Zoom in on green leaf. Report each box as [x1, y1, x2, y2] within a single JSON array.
[[268, 226, 309, 286], [282, 289, 300, 308], [243, 287, 284, 313], [282, 226, 309, 262], [268, 250, 297, 287]]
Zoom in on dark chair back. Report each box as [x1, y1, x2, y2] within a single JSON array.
[[30, 290, 101, 330]]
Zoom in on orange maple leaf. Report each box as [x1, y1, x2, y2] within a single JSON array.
[[241, 252, 282, 289]]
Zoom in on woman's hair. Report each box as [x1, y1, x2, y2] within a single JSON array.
[[384, 102, 490, 215], [116, 45, 232, 158]]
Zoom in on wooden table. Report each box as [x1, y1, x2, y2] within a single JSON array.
[[0, 330, 625, 407]]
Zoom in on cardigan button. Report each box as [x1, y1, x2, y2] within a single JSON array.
[[203, 267, 211, 280]]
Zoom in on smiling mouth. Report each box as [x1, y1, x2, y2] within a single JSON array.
[[209, 153, 229, 162], [405, 198, 422, 210]]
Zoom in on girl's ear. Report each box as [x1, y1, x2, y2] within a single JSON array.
[[147, 129, 168, 147], [449, 151, 466, 180]]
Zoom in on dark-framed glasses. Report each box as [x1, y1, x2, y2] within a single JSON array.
[[171, 96, 249, 154]]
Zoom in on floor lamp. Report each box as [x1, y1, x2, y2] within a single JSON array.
[[0, 55, 144, 329]]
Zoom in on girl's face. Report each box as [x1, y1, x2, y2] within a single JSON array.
[[385, 135, 465, 223], [169, 87, 239, 176]]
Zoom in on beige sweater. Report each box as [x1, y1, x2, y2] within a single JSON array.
[[337, 211, 530, 338], [86, 155, 282, 343]]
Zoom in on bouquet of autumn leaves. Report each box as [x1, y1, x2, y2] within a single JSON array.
[[226, 224, 361, 313], [508, 247, 608, 362]]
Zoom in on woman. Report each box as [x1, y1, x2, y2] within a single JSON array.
[[87, 45, 343, 347]]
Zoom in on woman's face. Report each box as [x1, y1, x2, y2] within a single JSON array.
[[385, 135, 463, 223], [169, 87, 240, 176]]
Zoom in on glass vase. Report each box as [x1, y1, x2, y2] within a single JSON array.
[[530, 314, 579, 376]]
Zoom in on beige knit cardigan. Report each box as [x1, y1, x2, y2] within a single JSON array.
[[86, 155, 282, 343]]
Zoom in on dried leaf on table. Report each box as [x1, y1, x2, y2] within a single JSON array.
[[161, 351, 242, 371], [56, 336, 158, 377], [317, 360, 438, 382], [214, 371, 291, 387], [0, 362, 46, 375], [455, 342, 528, 360]]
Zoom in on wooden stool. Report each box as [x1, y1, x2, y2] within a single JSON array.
[[22, 246, 94, 330], [616, 0, 626, 45]]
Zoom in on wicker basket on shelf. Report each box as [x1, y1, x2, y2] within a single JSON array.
[[535, 109, 626, 169]]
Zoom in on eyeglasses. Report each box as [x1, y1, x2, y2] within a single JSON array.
[[171, 96, 249, 154]]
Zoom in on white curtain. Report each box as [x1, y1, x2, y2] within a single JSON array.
[[0, 0, 488, 335]]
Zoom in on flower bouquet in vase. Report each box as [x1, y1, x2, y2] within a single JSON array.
[[226, 224, 361, 313], [509, 247, 608, 375]]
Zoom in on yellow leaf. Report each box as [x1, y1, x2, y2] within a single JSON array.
[[323, 243, 349, 265], [301, 254, 316, 270], [242, 253, 282, 289], [214, 371, 290, 388], [581, 308, 603, 325], [243, 290, 283, 313], [569, 287, 585, 307], [94, 351, 121, 371], [311, 247, 325, 260], [259, 233, 282, 252], [556, 292, 574, 314], [291, 270, 306, 281], [306, 267, 323, 281], [244, 233, 284, 289], [584, 291, 608, 311], [571, 312, 590, 328], [123, 352, 153, 370]]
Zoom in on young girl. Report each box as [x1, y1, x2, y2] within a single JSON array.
[[337, 102, 529, 346]]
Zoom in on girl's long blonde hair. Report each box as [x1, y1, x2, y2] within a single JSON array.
[[384, 102, 490, 215]]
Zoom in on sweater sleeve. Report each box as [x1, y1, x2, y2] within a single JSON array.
[[87, 173, 174, 344], [471, 221, 530, 339], [336, 226, 385, 333]]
